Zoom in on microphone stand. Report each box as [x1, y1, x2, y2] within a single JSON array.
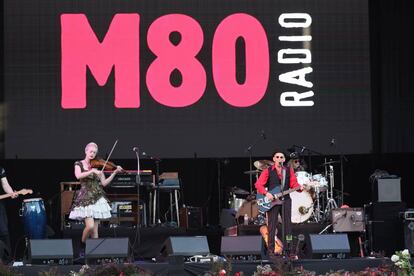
[[291, 145, 324, 173], [245, 131, 266, 193], [143, 152, 162, 225], [134, 149, 141, 246]]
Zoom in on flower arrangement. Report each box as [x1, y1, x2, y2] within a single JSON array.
[[69, 263, 150, 276], [391, 249, 413, 275]]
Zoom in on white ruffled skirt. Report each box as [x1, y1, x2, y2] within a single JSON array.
[[69, 197, 111, 220]]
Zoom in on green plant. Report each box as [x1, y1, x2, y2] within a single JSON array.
[[0, 264, 21, 276], [391, 249, 413, 276]]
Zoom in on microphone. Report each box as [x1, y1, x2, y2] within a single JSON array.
[[261, 130, 266, 140], [132, 147, 139, 152], [330, 138, 336, 146], [300, 146, 306, 153]]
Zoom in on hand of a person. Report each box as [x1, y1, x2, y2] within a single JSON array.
[[91, 168, 102, 177], [115, 166, 123, 174], [11, 191, 19, 199], [265, 192, 274, 201]]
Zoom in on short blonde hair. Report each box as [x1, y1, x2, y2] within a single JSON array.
[[85, 142, 98, 153]]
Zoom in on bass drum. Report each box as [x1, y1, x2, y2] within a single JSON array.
[[290, 191, 313, 223]]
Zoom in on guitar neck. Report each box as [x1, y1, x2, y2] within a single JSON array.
[[274, 186, 300, 197]]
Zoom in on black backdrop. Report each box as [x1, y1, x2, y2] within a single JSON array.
[[1, 0, 414, 260], [3, 0, 371, 158]]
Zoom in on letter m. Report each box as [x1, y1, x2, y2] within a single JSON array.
[[61, 14, 139, 108]]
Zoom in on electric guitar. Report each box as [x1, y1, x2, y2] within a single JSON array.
[[0, 189, 33, 200], [256, 186, 301, 213]]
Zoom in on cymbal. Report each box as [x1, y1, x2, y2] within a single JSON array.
[[253, 160, 274, 170], [321, 160, 340, 166], [227, 186, 250, 195], [244, 170, 261, 175]]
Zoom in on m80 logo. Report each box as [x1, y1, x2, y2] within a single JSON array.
[[61, 13, 313, 109]]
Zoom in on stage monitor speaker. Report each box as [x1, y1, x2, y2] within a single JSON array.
[[331, 208, 365, 232], [373, 178, 401, 202], [28, 239, 73, 265], [161, 236, 210, 256], [309, 234, 350, 259], [221, 236, 262, 256], [86, 238, 129, 264]]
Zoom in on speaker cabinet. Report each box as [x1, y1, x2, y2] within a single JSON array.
[[372, 178, 401, 202], [86, 238, 129, 264], [332, 208, 365, 232], [220, 236, 262, 256], [179, 207, 203, 229], [309, 234, 350, 259], [404, 220, 414, 254], [370, 202, 406, 221], [161, 236, 210, 256], [220, 208, 237, 229], [28, 239, 73, 265]]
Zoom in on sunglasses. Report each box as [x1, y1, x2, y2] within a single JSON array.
[[293, 160, 299, 163], [275, 156, 285, 159]]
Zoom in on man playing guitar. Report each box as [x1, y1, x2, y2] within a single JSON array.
[[255, 150, 302, 258]]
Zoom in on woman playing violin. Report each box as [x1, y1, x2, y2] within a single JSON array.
[[69, 142, 122, 255]]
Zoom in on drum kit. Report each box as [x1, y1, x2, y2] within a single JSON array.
[[228, 155, 342, 225]]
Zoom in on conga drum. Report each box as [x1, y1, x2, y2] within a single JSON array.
[[21, 198, 46, 239]]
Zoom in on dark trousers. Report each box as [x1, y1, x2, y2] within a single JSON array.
[[266, 198, 292, 253]]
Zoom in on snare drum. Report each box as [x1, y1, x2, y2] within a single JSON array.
[[21, 198, 46, 239], [312, 174, 328, 192], [230, 197, 245, 211]]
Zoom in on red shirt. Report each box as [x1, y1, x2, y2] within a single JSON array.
[[255, 165, 300, 195]]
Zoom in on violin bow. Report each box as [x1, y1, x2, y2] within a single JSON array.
[[100, 139, 118, 172]]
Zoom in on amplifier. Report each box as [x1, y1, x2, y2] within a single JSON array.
[[404, 210, 414, 221], [179, 207, 203, 229], [332, 208, 365, 232]]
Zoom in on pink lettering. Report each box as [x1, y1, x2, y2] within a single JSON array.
[[61, 14, 140, 108], [146, 14, 206, 107], [212, 14, 269, 107]]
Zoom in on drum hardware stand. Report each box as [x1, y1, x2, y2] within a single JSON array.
[[323, 165, 338, 220], [291, 145, 324, 173], [245, 130, 266, 193], [339, 154, 348, 207]]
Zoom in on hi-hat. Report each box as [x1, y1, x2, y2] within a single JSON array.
[[321, 160, 340, 166], [253, 160, 274, 170], [227, 186, 250, 195]]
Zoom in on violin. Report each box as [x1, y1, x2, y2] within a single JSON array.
[[90, 158, 117, 171]]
